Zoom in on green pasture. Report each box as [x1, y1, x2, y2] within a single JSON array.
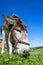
[[0, 47, 43, 65]]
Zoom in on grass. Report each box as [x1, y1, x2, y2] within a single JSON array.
[[0, 47, 43, 65]]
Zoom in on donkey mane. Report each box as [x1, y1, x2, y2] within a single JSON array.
[[0, 14, 27, 32]]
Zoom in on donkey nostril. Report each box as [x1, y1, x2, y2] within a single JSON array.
[[23, 50, 27, 55], [23, 51, 27, 57], [23, 50, 28, 57]]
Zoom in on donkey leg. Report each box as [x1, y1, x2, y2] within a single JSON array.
[[8, 40, 13, 54], [1, 30, 6, 54], [8, 32, 13, 54], [6, 39, 9, 53]]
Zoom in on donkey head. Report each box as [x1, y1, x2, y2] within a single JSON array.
[[10, 21, 30, 56]]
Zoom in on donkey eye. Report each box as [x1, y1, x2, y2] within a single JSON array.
[[16, 29, 21, 33]]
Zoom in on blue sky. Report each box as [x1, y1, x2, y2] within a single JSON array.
[[0, 0, 43, 47]]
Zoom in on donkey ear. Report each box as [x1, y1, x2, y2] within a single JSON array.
[[0, 14, 8, 21], [25, 25, 28, 33]]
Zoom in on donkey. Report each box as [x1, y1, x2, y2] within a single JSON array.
[[0, 14, 28, 55]]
